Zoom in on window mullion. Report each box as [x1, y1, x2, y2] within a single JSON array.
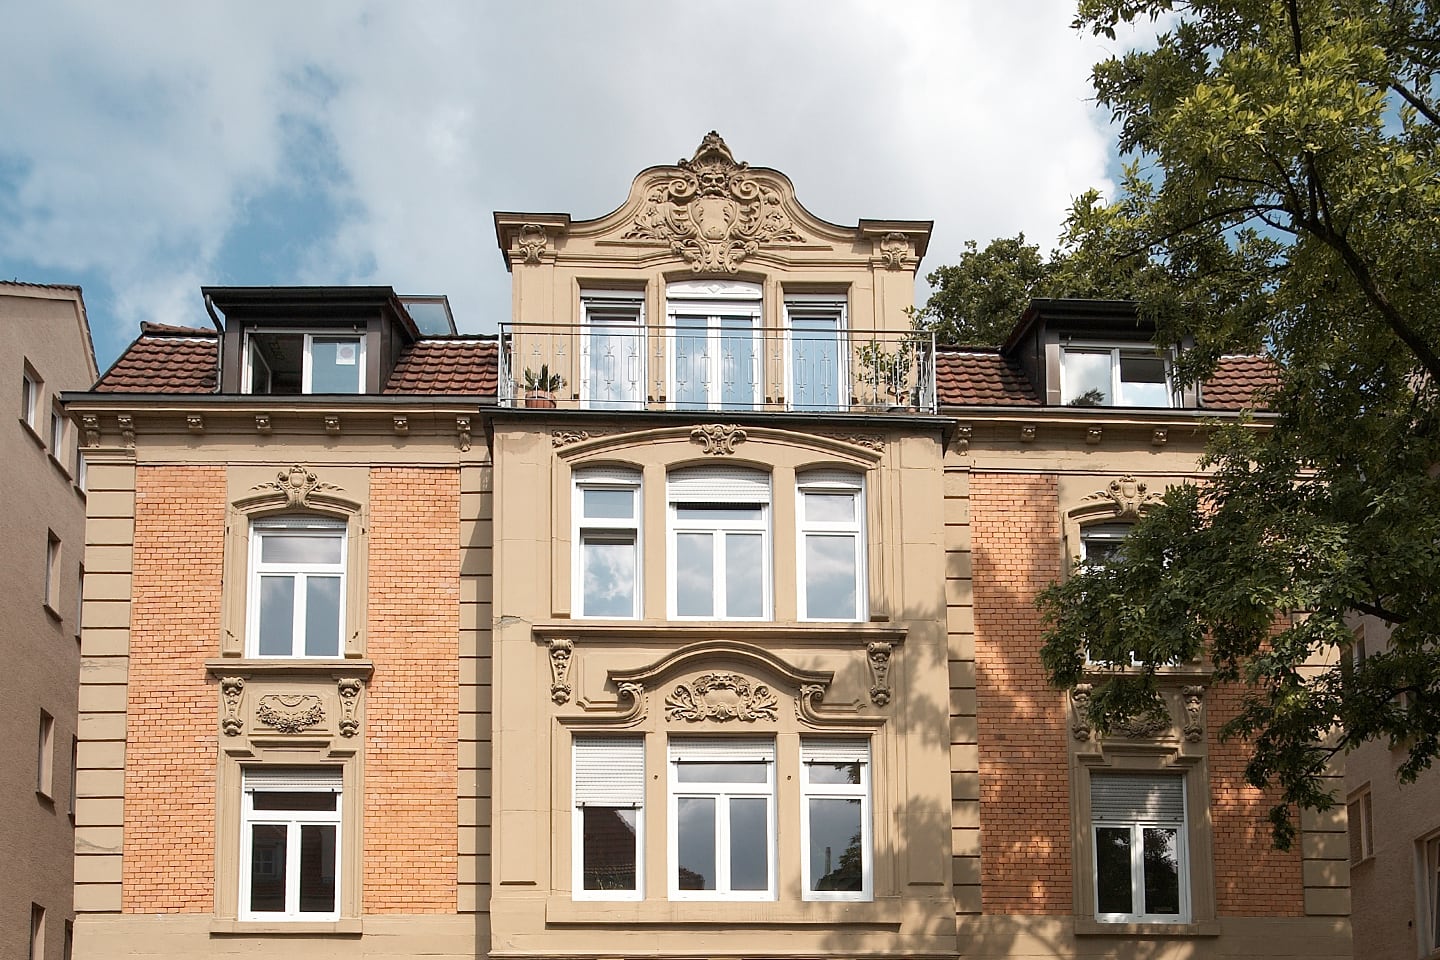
[[1131, 824, 1145, 917], [285, 821, 301, 917], [292, 571, 309, 657]]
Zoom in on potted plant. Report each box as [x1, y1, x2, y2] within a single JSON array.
[[523, 365, 564, 408]]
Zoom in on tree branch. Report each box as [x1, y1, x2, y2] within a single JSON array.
[[1390, 80, 1440, 127]]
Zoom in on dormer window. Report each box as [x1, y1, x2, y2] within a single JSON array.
[[244, 331, 365, 395], [1061, 343, 1172, 407]]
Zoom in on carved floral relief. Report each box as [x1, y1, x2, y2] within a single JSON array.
[[666, 673, 779, 722], [255, 694, 326, 734]]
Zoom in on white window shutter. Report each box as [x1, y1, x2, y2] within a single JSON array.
[[243, 768, 342, 792], [1090, 773, 1184, 823], [574, 466, 642, 487], [667, 467, 771, 504], [574, 737, 645, 806], [669, 738, 775, 763], [801, 740, 870, 766]]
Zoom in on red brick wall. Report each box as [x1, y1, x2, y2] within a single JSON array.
[[1208, 683, 1304, 915], [971, 473, 1071, 914], [363, 467, 460, 913], [123, 466, 225, 912]]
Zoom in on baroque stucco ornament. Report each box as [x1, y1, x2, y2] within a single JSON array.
[[1110, 700, 1174, 739], [255, 694, 326, 734], [220, 677, 246, 737], [1070, 683, 1093, 741], [251, 464, 344, 510], [1181, 684, 1206, 742], [548, 638, 574, 705], [623, 131, 804, 273], [337, 678, 363, 738], [516, 223, 549, 264], [690, 423, 748, 455], [866, 642, 894, 706], [1081, 475, 1165, 520], [666, 673, 779, 723]]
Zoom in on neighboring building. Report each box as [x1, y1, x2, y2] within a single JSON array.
[[64, 134, 1350, 960], [1344, 615, 1440, 958], [1, 282, 98, 960]]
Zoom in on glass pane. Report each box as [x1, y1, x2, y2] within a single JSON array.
[[309, 338, 362, 394], [805, 534, 857, 620], [1095, 826, 1133, 914], [1061, 350, 1111, 406], [676, 797, 716, 890], [258, 576, 295, 656], [675, 532, 713, 617], [252, 791, 337, 812], [1118, 354, 1171, 406], [675, 505, 763, 522], [729, 797, 769, 890], [675, 762, 768, 783], [583, 488, 634, 520], [808, 797, 863, 891], [298, 824, 337, 913], [304, 576, 342, 657], [725, 532, 764, 617], [791, 315, 842, 411], [586, 321, 641, 409], [807, 761, 861, 785], [673, 315, 710, 410], [582, 807, 638, 891], [804, 492, 855, 523], [719, 316, 756, 409], [261, 532, 343, 566], [248, 824, 288, 912], [1141, 827, 1182, 916], [582, 537, 636, 617]]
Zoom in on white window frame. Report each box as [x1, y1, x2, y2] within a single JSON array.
[[1060, 341, 1176, 408], [1420, 831, 1440, 955], [37, 709, 54, 799], [242, 330, 365, 395], [666, 280, 762, 412], [44, 531, 61, 614], [246, 518, 347, 658], [572, 736, 645, 901], [21, 363, 41, 433], [581, 291, 645, 410], [1348, 786, 1374, 864], [796, 472, 867, 622], [572, 468, 642, 620], [801, 740, 872, 901], [667, 467, 771, 620], [49, 400, 67, 460], [784, 296, 848, 412], [668, 738, 776, 901], [1091, 773, 1190, 923], [239, 768, 342, 922]]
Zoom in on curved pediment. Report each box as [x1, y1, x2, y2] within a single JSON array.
[[552, 422, 885, 466]]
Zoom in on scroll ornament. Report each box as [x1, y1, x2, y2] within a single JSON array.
[[878, 232, 910, 269], [1181, 685, 1206, 743], [1110, 700, 1173, 739], [220, 677, 246, 737], [623, 131, 804, 273], [517, 223, 548, 264], [666, 673, 778, 722], [1070, 683, 1093, 741], [337, 678, 363, 738], [867, 642, 894, 706], [256, 694, 326, 734], [690, 424, 748, 455], [549, 638, 574, 705], [1081, 475, 1165, 520], [250, 464, 343, 510]]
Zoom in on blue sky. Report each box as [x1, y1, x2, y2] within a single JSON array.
[[0, 2, 1138, 371]]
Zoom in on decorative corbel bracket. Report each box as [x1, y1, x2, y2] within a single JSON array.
[[548, 638, 574, 704], [117, 414, 135, 448], [1181, 684, 1206, 742], [1070, 683, 1093, 741], [457, 416, 472, 452], [220, 677, 246, 737], [337, 677, 363, 738], [80, 414, 100, 447], [952, 424, 973, 455], [187, 414, 205, 434], [866, 642, 894, 706]]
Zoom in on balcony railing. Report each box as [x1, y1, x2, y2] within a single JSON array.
[[498, 323, 936, 414]]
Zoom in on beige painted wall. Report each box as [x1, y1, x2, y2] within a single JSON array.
[[2, 286, 96, 960]]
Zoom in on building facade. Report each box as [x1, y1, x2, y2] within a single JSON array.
[[2, 282, 97, 960], [65, 135, 1350, 960]]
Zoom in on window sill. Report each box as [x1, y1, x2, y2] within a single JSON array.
[[43, 602, 63, 624], [210, 918, 362, 936], [204, 658, 374, 680], [49, 453, 72, 481], [1074, 918, 1219, 937], [546, 897, 900, 927], [20, 417, 45, 449]]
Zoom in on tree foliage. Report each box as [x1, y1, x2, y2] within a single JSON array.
[[1040, 0, 1440, 846]]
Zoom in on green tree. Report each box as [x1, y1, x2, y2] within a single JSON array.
[[1041, 0, 1440, 846]]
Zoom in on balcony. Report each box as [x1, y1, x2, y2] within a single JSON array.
[[498, 323, 936, 414]]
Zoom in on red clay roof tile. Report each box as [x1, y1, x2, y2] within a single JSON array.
[[935, 350, 1041, 406], [383, 339, 497, 395], [93, 331, 219, 393], [1202, 355, 1278, 410]]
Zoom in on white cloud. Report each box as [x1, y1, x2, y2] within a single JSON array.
[[0, 0, 1128, 363]]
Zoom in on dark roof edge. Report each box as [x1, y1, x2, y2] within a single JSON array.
[[1000, 298, 1142, 355]]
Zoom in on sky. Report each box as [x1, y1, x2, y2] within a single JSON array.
[[0, 1, 1140, 371]]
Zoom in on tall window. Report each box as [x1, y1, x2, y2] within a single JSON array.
[[245, 331, 364, 395], [668, 467, 770, 619], [573, 736, 644, 899], [37, 709, 55, 798], [797, 471, 865, 621], [21, 363, 41, 433], [801, 740, 872, 901], [785, 297, 846, 411], [1347, 786, 1374, 864], [1091, 773, 1188, 923], [1061, 344, 1173, 407], [49, 401, 67, 460], [582, 292, 644, 409], [247, 519, 346, 657], [1079, 522, 1131, 568], [44, 531, 61, 613], [29, 904, 45, 960], [240, 768, 342, 921], [667, 281, 761, 411], [573, 468, 641, 618], [1422, 834, 1440, 953], [669, 739, 775, 900]]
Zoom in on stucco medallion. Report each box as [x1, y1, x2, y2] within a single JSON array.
[[666, 673, 778, 722], [1080, 474, 1165, 520], [255, 694, 326, 734], [250, 464, 344, 511], [690, 423, 748, 455]]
